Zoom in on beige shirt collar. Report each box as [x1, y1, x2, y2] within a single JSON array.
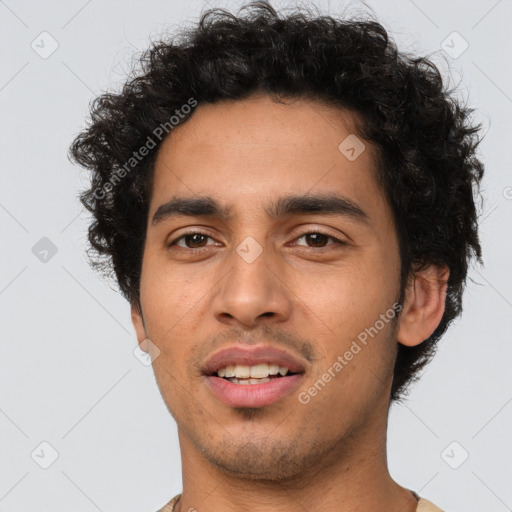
[[157, 493, 445, 511]]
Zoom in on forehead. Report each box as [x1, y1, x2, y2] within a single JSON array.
[[156, 93, 367, 165], [150, 93, 387, 224]]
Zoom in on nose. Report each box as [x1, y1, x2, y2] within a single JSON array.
[[211, 239, 293, 328]]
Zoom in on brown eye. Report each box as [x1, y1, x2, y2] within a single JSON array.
[[295, 231, 343, 248], [171, 232, 215, 249], [304, 233, 330, 247], [183, 233, 208, 248]]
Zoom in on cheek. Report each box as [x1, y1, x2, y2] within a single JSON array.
[[292, 255, 397, 327], [291, 251, 399, 379], [139, 257, 200, 331], [139, 260, 213, 372]]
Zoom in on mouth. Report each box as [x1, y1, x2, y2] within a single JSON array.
[[202, 346, 306, 408], [213, 362, 299, 384]]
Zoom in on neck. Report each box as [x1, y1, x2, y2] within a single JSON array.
[[174, 407, 418, 512]]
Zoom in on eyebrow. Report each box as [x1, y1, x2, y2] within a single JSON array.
[[151, 193, 370, 226]]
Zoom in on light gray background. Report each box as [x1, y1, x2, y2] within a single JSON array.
[[0, 0, 510, 511]]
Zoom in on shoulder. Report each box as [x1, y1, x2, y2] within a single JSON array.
[[156, 493, 181, 512], [417, 497, 445, 512]]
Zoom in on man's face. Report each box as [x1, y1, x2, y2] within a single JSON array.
[[133, 93, 403, 480]]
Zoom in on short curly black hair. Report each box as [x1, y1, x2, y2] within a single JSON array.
[[69, 1, 485, 402]]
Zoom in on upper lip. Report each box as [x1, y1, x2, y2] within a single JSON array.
[[203, 345, 307, 376]]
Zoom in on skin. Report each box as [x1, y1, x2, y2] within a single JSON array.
[[131, 92, 449, 512]]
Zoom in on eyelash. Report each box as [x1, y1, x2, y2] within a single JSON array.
[[168, 229, 347, 251]]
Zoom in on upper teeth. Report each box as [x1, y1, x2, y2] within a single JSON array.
[[217, 364, 289, 378]]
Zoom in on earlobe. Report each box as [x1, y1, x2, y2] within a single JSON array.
[[396, 264, 450, 347], [131, 301, 148, 349]]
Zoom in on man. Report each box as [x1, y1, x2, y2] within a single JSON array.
[[69, 2, 485, 511]]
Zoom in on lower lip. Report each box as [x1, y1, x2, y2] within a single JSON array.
[[205, 374, 304, 408]]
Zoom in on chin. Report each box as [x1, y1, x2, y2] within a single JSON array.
[[199, 436, 325, 483]]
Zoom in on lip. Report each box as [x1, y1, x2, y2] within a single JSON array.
[[205, 373, 304, 408], [202, 345, 307, 408], [202, 345, 306, 376]]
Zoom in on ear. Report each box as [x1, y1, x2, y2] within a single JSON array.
[[131, 301, 149, 352], [397, 264, 450, 347]]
